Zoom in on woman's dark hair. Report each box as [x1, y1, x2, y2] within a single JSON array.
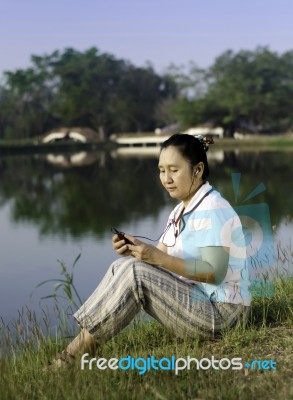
[[160, 133, 210, 180]]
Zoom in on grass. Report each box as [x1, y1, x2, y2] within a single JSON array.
[[0, 277, 293, 400]]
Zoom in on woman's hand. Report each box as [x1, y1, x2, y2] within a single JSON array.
[[112, 234, 132, 257], [124, 234, 162, 265]]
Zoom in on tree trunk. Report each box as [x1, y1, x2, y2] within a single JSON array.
[[224, 122, 235, 138]]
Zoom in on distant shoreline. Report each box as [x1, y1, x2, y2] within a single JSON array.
[[1, 133, 293, 155], [211, 133, 293, 151], [0, 139, 115, 155]]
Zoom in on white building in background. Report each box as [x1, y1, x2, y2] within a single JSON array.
[[41, 127, 102, 143], [183, 125, 224, 138]]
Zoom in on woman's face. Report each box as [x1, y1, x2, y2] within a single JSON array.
[[158, 146, 202, 206]]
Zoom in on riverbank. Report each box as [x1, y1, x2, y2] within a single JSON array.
[[213, 133, 293, 151], [111, 132, 293, 151], [0, 138, 116, 155], [1, 276, 292, 400], [1, 133, 293, 155]]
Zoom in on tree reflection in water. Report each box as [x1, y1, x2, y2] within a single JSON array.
[[0, 149, 292, 238]]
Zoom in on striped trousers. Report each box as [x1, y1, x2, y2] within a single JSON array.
[[73, 258, 250, 343]]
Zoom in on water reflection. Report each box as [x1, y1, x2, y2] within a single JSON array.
[[0, 149, 292, 237], [45, 151, 105, 168], [0, 152, 167, 238]]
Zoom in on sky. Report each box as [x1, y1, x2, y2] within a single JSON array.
[[0, 0, 293, 80]]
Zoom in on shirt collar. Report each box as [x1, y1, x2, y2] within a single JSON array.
[[183, 181, 212, 214]]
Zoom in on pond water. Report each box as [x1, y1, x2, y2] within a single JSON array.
[[0, 147, 292, 331]]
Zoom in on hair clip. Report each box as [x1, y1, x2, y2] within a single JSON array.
[[194, 135, 214, 152]]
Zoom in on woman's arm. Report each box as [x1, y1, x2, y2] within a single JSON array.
[[125, 234, 228, 284], [185, 246, 229, 284], [156, 241, 167, 253]]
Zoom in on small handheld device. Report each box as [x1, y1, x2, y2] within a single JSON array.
[[111, 227, 134, 245]]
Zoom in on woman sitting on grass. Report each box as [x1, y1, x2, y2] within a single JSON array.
[[52, 133, 251, 367]]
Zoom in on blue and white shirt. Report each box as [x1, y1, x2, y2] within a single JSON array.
[[160, 182, 252, 306]]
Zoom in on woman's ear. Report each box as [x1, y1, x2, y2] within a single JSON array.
[[193, 162, 204, 177], [192, 168, 200, 180]]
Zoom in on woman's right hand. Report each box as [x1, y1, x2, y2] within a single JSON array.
[[112, 234, 132, 256]]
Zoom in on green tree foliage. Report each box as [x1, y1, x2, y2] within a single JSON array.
[[4, 53, 60, 138], [1, 47, 177, 139], [0, 87, 13, 138], [3, 46, 293, 139], [173, 47, 293, 136]]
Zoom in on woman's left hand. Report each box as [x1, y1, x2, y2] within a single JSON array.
[[124, 234, 162, 265]]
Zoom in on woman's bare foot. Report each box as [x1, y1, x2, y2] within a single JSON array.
[[65, 328, 97, 356], [50, 351, 76, 368], [50, 328, 96, 368]]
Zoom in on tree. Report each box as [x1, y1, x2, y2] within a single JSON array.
[[114, 66, 178, 132], [172, 47, 293, 136], [4, 53, 60, 137], [0, 86, 13, 139], [1, 47, 178, 138]]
